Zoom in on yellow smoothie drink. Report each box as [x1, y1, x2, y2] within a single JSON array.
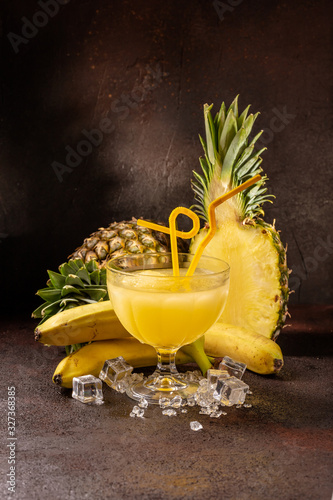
[[108, 268, 229, 350]]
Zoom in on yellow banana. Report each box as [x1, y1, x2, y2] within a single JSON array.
[[204, 322, 283, 375], [34, 301, 130, 346], [53, 338, 192, 388]]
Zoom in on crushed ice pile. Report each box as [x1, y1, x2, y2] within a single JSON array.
[[72, 356, 253, 430]]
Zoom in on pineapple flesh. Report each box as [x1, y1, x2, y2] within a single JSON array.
[[191, 96, 289, 340]]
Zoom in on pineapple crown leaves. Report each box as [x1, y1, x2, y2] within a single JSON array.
[[32, 259, 108, 325], [191, 95, 274, 222]]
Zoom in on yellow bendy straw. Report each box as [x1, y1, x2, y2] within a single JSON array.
[[186, 173, 262, 276], [137, 173, 261, 277], [137, 207, 200, 276]]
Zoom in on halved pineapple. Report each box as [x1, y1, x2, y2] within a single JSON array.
[[191, 96, 289, 340]]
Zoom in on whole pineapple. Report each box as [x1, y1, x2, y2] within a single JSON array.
[[191, 96, 289, 340], [33, 219, 187, 323], [69, 218, 183, 266]]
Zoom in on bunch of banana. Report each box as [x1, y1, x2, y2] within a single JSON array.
[[35, 300, 283, 388]]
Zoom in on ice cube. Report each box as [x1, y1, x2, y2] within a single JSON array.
[[192, 370, 204, 380], [162, 409, 177, 416], [184, 370, 204, 382], [207, 368, 230, 388], [99, 356, 133, 387], [184, 371, 197, 382], [190, 421, 203, 431], [159, 397, 171, 409], [186, 396, 196, 407], [130, 406, 144, 418], [213, 376, 249, 406], [210, 410, 223, 418], [138, 398, 148, 408], [115, 378, 130, 393], [72, 375, 103, 404], [181, 409, 188, 413], [199, 408, 212, 415], [218, 356, 246, 379], [195, 386, 216, 407], [170, 395, 182, 408]]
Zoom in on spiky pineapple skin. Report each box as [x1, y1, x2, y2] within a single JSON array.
[[69, 218, 188, 267]]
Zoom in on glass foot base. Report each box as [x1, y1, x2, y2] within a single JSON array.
[[126, 377, 199, 404]]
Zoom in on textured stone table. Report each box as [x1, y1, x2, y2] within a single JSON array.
[[1, 305, 332, 499]]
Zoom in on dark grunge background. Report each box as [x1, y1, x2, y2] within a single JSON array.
[[0, 0, 332, 314]]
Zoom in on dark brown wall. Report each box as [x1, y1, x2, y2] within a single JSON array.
[[1, 0, 332, 313]]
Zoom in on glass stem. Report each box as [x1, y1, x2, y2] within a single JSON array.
[[155, 349, 179, 378], [144, 348, 187, 390]]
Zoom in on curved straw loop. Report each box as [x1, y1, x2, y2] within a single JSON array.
[[137, 208, 200, 276]]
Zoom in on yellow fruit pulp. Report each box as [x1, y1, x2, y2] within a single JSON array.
[[191, 219, 281, 338]]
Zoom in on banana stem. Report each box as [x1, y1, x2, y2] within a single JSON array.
[[180, 336, 212, 375]]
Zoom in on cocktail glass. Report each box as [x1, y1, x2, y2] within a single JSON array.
[[106, 252, 230, 404]]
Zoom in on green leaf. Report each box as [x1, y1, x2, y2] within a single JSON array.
[[37, 288, 62, 302], [41, 300, 63, 317], [204, 103, 218, 165], [198, 134, 208, 158], [89, 269, 101, 285], [76, 267, 91, 284], [190, 203, 207, 221], [221, 113, 258, 183], [214, 101, 226, 135], [47, 270, 66, 288], [100, 268, 107, 286], [86, 260, 98, 273], [227, 94, 239, 119], [234, 144, 255, 171], [219, 108, 238, 160], [193, 170, 208, 195], [221, 127, 248, 183], [59, 298, 81, 308], [61, 285, 84, 298], [236, 156, 262, 179], [217, 101, 226, 139], [31, 303, 47, 319], [65, 274, 85, 287], [238, 104, 251, 128], [71, 296, 99, 305], [249, 130, 264, 148], [59, 262, 75, 277], [84, 288, 107, 301], [199, 156, 212, 185]]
